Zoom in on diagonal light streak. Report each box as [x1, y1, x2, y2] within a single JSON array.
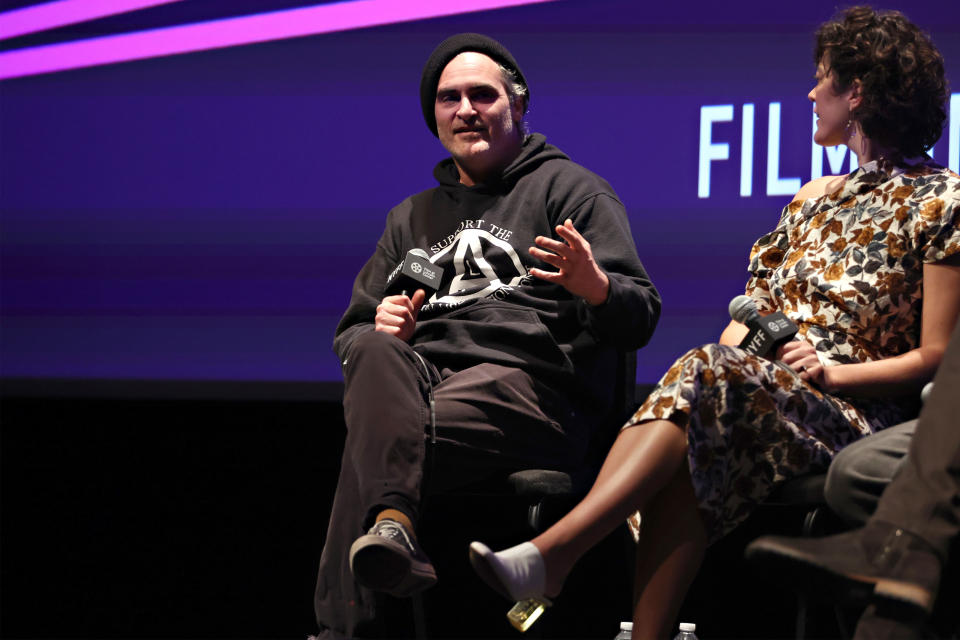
[[0, 0, 187, 41], [0, 0, 556, 80]]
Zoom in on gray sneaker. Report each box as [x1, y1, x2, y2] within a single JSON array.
[[349, 519, 437, 597]]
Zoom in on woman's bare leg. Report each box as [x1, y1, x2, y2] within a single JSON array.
[[530, 419, 689, 595], [630, 466, 707, 639]]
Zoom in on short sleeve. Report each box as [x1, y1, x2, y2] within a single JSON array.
[[910, 175, 960, 263]]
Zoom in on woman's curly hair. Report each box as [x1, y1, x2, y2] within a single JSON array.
[[815, 6, 948, 158]]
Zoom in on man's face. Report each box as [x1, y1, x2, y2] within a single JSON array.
[[434, 52, 523, 185]]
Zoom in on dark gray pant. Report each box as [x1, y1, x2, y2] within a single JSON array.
[[825, 419, 916, 526], [313, 331, 589, 638]]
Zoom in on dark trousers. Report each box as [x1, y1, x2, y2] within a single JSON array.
[[872, 319, 960, 561], [825, 419, 917, 526], [314, 331, 589, 638]]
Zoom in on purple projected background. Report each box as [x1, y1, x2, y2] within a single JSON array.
[[2, 0, 959, 392]]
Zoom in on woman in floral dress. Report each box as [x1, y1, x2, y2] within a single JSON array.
[[469, 7, 960, 638]]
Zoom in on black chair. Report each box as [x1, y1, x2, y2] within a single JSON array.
[[506, 350, 639, 534], [763, 473, 849, 640], [409, 350, 639, 639]]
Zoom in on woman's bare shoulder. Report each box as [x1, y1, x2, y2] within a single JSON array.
[[790, 174, 846, 203]]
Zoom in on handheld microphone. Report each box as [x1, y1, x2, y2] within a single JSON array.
[[385, 248, 443, 298], [728, 295, 798, 359]]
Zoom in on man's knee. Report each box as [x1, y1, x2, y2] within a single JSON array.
[[341, 331, 428, 415], [341, 331, 426, 383], [344, 330, 408, 362], [824, 420, 916, 525], [824, 443, 866, 521]]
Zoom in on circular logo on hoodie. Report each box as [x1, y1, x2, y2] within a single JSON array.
[[428, 228, 526, 305]]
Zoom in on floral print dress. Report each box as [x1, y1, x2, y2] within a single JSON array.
[[626, 159, 960, 543]]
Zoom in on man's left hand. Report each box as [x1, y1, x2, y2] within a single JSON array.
[[529, 219, 610, 306]]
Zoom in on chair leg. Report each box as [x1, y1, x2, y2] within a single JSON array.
[[834, 603, 851, 640], [794, 506, 853, 640], [794, 506, 822, 640], [412, 592, 427, 640], [795, 590, 808, 640], [801, 506, 822, 537], [527, 502, 543, 533]]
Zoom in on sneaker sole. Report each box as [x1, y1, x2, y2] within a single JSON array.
[[349, 534, 437, 598], [350, 534, 410, 591], [873, 579, 935, 613]]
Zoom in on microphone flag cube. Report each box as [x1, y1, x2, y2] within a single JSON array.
[[738, 311, 798, 358], [385, 250, 442, 297]]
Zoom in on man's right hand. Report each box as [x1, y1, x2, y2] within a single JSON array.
[[375, 289, 426, 342]]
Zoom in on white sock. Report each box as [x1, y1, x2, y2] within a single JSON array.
[[488, 541, 545, 600]]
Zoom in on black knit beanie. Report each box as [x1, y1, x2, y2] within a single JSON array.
[[419, 32, 528, 137]]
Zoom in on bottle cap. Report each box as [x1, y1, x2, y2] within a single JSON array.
[[679, 623, 696, 632], [620, 622, 633, 631]]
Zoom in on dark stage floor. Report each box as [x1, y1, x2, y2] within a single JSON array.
[[1, 391, 946, 640]]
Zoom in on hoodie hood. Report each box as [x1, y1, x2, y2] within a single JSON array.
[[432, 133, 568, 192]]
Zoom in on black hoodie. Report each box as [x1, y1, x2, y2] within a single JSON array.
[[335, 133, 660, 417]]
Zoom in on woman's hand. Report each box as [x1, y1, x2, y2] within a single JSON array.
[[529, 219, 610, 306], [375, 289, 426, 342], [777, 340, 834, 392]]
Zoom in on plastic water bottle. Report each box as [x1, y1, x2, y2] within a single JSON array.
[[672, 622, 699, 640], [614, 621, 632, 640]]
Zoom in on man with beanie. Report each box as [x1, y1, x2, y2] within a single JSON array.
[[313, 33, 661, 638]]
